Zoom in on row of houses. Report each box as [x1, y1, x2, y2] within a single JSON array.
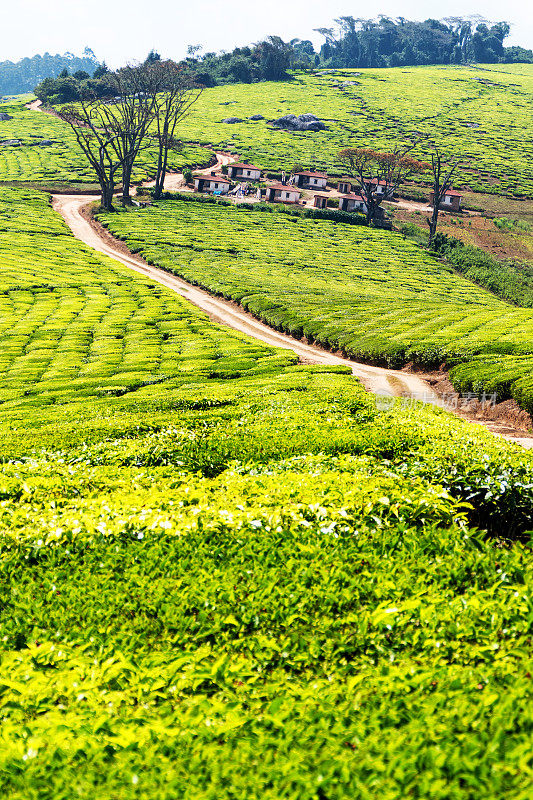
[[193, 164, 463, 211]]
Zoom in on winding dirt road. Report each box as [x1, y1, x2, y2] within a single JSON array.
[[51, 194, 533, 450], [53, 194, 435, 401]]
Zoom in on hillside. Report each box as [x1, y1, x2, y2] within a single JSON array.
[[170, 64, 533, 198], [0, 97, 212, 189], [2, 64, 533, 199], [101, 197, 533, 414], [0, 187, 533, 799]]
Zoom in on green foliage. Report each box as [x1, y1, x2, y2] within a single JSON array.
[[167, 64, 533, 199], [432, 232, 533, 307], [0, 187, 533, 798], [101, 197, 533, 412], [0, 49, 100, 96]]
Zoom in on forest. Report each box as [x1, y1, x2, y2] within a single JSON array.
[[0, 48, 101, 96]]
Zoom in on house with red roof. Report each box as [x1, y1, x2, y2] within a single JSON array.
[[339, 194, 367, 214], [194, 173, 231, 194], [430, 188, 463, 212], [369, 178, 393, 199], [266, 184, 301, 204], [227, 163, 262, 181]]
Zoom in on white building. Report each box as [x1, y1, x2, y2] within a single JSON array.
[[266, 184, 301, 204], [193, 175, 231, 194], [338, 194, 367, 213], [293, 171, 328, 190], [227, 163, 262, 181]]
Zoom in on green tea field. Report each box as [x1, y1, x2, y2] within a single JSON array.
[[0, 186, 532, 799], [3, 63, 533, 198], [101, 197, 533, 413], [155, 63, 533, 198], [0, 98, 212, 188]]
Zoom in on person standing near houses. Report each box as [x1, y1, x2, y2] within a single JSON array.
[[281, 170, 286, 184]]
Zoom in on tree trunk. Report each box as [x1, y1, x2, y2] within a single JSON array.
[[121, 161, 133, 205], [153, 143, 165, 200], [101, 180, 115, 211], [428, 203, 439, 248]]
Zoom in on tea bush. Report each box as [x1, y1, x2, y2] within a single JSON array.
[[3, 63, 533, 198], [1, 187, 532, 799], [166, 63, 533, 198], [102, 198, 533, 413]]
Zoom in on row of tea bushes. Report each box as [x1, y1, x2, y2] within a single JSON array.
[[0, 186, 532, 798], [169, 64, 533, 197], [0, 375, 532, 798], [0, 188, 296, 408]]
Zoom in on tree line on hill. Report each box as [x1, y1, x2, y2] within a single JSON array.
[[0, 49, 101, 96], [314, 16, 532, 68], [21, 15, 533, 104]]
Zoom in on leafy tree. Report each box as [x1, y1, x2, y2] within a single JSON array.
[[338, 145, 428, 223], [145, 50, 161, 64]]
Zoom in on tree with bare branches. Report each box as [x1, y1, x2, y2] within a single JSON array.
[[58, 97, 124, 211], [427, 147, 460, 247], [58, 64, 160, 209], [148, 61, 203, 200], [337, 145, 429, 224], [102, 65, 160, 204]]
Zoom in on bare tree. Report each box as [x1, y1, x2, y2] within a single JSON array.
[[58, 64, 160, 209], [148, 61, 203, 200], [102, 65, 160, 204], [427, 147, 460, 247], [58, 98, 124, 211], [338, 145, 429, 224]]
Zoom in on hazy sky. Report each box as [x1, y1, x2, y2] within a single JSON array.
[[4, 0, 532, 66]]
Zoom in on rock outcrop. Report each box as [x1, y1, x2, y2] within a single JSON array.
[[270, 113, 327, 132]]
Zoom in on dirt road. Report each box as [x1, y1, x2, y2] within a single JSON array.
[[53, 194, 436, 400], [52, 194, 533, 449], [142, 153, 236, 192]]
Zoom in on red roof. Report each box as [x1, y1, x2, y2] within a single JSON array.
[[195, 175, 230, 184], [230, 163, 261, 170], [295, 171, 328, 179], [443, 189, 463, 197], [340, 193, 365, 202], [269, 183, 301, 192], [369, 178, 388, 186]]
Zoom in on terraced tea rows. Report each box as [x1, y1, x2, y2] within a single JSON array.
[[0, 188, 297, 408], [4, 65, 533, 197], [0, 98, 212, 186], [102, 198, 533, 412]]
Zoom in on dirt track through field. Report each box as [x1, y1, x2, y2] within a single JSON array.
[[53, 195, 437, 396], [52, 194, 533, 449]]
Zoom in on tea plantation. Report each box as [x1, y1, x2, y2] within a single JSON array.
[[136, 63, 533, 198], [0, 98, 212, 188], [3, 63, 533, 197], [102, 198, 533, 414], [0, 187, 532, 798]]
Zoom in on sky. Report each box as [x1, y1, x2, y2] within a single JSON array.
[[3, 0, 532, 67]]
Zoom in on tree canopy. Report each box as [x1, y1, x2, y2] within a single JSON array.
[[0, 49, 100, 96]]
